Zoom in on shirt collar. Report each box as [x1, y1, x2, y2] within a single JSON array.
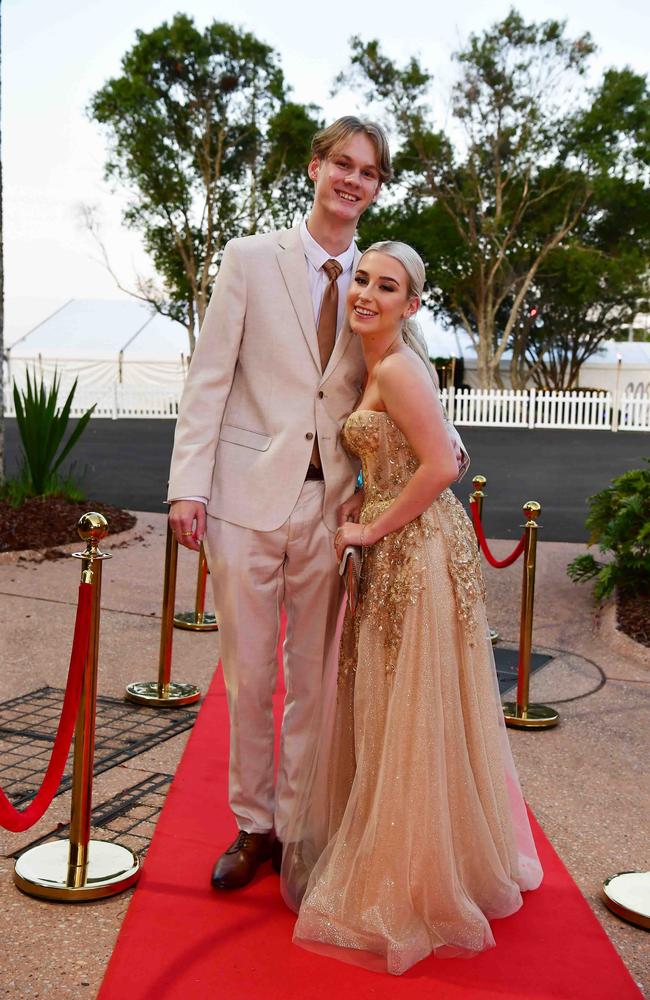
[[299, 218, 356, 274]]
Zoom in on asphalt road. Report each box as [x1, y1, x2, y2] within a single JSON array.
[[4, 419, 649, 542]]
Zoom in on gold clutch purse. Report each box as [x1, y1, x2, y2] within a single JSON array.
[[339, 545, 362, 615]]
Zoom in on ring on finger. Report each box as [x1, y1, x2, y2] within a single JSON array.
[[181, 530, 193, 537]]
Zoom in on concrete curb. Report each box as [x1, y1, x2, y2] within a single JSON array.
[[598, 598, 650, 669]]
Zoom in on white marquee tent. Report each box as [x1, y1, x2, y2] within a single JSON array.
[[4, 300, 650, 414], [418, 310, 650, 392], [577, 341, 650, 395], [5, 299, 191, 391]]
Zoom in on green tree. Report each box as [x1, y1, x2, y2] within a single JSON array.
[[348, 11, 650, 388], [511, 242, 649, 390], [89, 15, 320, 352], [510, 68, 650, 388]]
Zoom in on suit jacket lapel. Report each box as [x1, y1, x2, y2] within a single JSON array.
[[276, 226, 320, 370], [322, 245, 362, 380]]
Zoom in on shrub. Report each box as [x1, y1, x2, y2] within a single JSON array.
[[567, 460, 650, 601], [12, 369, 95, 499]]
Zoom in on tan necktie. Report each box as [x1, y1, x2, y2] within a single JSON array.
[[317, 259, 342, 371], [311, 259, 342, 469]]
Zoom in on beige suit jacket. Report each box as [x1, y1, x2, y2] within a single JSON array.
[[167, 225, 365, 532]]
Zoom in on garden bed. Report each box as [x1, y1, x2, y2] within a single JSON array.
[[616, 589, 650, 649], [0, 496, 136, 553]]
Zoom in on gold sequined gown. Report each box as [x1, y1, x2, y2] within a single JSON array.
[[281, 410, 543, 975]]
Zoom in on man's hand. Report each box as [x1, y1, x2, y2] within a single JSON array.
[[338, 490, 364, 527], [169, 500, 206, 552]]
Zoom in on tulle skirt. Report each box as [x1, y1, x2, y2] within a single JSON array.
[[281, 501, 542, 975]]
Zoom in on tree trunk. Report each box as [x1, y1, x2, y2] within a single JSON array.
[[509, 333, 530, 390], [476, 316, 503, 389], [476, 328, 493, 389]]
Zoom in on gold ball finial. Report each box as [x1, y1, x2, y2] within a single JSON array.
[[77, 511, 109, 543], [523, 500, 541, 521], [472, 475, 487, 490]]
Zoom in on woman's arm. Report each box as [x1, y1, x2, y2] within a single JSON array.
[[364, 353, 459, 545], [431, 364, 470, 479]]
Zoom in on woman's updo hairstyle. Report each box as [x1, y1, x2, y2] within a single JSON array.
[[360, 241, 439, 389]]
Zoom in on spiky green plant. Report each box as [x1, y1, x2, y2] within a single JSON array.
[[12, 369, 95, 497], [567, 460, 650, 600]]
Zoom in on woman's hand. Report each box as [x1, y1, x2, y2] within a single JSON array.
[[334, 521, 364, 561], [169, 499, 206, 551], [338, 490, 364, 526]]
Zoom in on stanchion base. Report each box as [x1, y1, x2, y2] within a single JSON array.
[[603, 871, 650, 930], [502, 702, 559, 729], [489, 627, 499, 645], [125, 680, 201, 707], [173, 611, 218, 632], [14, 839, 140, 902]]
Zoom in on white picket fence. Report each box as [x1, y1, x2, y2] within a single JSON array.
[[442, 389, 650, 431], [3, 383, 650, 430], [439, 387, 650, 432]]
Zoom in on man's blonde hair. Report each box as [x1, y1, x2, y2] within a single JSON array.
[[311, 117, 391, 183]]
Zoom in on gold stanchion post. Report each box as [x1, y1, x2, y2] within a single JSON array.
[[470, 475, 498, 645], [502, 501, 559, 730], [125, 523, 201, 707], [14, 513, 140, 901], [173, 542, 218, 631], [602, 871, 650, 930], [470, 474, 486, 519]]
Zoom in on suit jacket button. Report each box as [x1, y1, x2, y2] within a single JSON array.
[[318, 391, 324, 398], [305, 432, 314, 440]]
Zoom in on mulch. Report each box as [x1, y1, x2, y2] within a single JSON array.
[[616, 589, 650, 648], [0, 496, 136, 554]]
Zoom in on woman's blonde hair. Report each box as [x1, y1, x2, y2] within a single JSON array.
[[361, 241, 439, 388]]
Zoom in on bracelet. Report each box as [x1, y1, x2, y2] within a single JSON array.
[[360, 524, 367, 546]]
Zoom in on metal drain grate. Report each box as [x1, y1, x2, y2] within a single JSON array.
[[494, 647, 552, 694], [0, 687, 197, 808], [12, 772, 173, 859]]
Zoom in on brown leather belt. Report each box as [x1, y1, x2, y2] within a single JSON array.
[[305, 463, 324, 481]]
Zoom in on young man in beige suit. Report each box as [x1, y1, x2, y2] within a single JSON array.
[[168, 117, 467, 890]]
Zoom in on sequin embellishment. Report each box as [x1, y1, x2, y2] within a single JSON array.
[[338, 410, 485, 684]]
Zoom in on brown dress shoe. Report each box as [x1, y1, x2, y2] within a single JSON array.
[[211, 830, 273, 890], [271, 838, 283, 875]]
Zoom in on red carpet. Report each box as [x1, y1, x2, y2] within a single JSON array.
[[99, 665, 642, 1000]]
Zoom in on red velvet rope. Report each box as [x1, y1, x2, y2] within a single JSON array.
[[0, 582, 93, 832], [469, 499, 526, 568]]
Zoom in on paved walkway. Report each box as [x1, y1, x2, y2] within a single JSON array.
[[4, 420, 650, 539], [0, 513, 648, 998]]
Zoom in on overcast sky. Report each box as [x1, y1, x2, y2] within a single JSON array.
[[3, 0, 649, 341]]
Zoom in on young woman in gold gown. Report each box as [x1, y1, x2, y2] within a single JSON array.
[[281, 242, 542, 975]]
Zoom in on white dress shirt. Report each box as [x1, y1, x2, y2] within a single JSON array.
[[171, 222, 356, 505], [298, 218, 356, 337]]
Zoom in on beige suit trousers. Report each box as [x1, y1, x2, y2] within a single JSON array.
[[205, 481, 343, 840]]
